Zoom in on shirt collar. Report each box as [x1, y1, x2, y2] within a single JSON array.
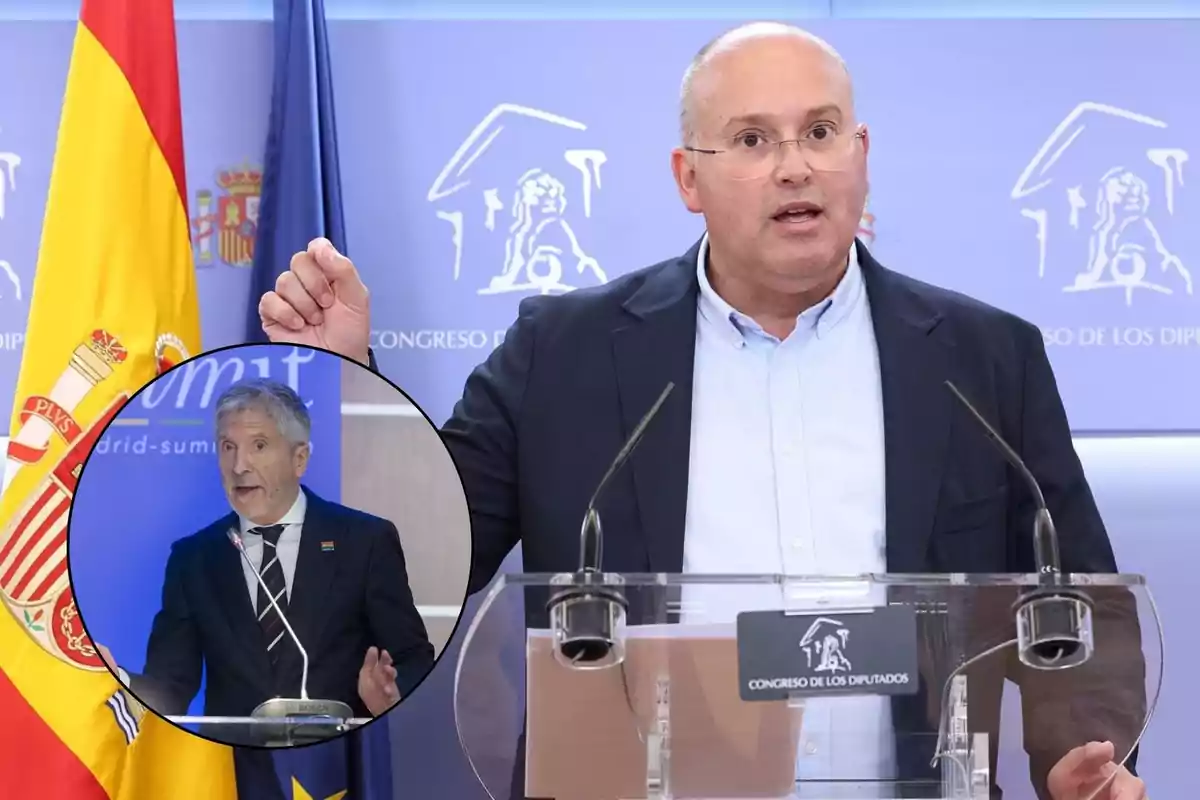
[[239, 487, 307, 536], [695, 232, 864, 346]]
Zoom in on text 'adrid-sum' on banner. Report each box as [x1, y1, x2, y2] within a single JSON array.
[[88, 345, 337, 458]]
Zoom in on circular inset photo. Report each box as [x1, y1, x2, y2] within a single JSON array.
[[65, 342, 471, 749]]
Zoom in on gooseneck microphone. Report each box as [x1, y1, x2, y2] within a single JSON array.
[[228, 529, 314, 700], [579, 382, 676, 573], [944, 381, 1094, 670], [547, 382, 676, 667], [227, 529, 355, 738], [943, 382, 1062, 578]]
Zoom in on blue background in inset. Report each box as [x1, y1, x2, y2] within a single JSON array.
[[68, 345, 341, 720]]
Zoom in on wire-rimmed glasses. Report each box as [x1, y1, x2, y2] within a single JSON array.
[[684, 124, 866, 180]]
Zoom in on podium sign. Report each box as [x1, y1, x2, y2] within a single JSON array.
[[736, 605, 920, 702]]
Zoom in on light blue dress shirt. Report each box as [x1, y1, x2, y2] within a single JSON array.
[[680, 233, 896, 795]]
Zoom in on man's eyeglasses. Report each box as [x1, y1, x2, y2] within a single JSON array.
[[685, 124, 866, 180]]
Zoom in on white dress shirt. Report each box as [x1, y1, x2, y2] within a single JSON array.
[[681, 233, 895, 794], [236, 488, 307, 612]]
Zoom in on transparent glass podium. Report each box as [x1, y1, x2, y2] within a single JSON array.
[[454, 572, 1161, 800], [164, 712, 371, 747]]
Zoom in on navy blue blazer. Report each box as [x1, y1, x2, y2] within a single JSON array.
[[440, 238, 1119, 591], [128, 485, 434, 743], [387, 238, 1138, 796]]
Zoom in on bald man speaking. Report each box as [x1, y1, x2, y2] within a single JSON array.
[[258, 22, 1148, 800]]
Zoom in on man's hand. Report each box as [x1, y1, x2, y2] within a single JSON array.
[[357, 646, 400, 716], [258, 237, 371, 365], [96, 642, 131, 686], [1048, 741, 1147, 800], [96, 642, 117, 673]]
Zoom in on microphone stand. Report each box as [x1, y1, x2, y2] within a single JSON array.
[[546, 382, 675, 668], [945, 382, 1094, 670], [229, 529, 357, 744]]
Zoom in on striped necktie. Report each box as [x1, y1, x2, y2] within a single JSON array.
[[250, 524, 290, 666]]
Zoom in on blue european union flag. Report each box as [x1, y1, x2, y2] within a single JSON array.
[[232, 725, 393, 800], [245, 0, 348, 342]]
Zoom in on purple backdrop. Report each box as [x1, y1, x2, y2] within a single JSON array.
[[0, 16, 1191, 800], [332, 19, 1199, 432]]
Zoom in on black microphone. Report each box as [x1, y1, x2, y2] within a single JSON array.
[[579, 381, 675, 573], [943, 381, 1060, 578], [944, 381, 1094, 670], [227, 528, 356, 736], [547, 382, 676, 666]]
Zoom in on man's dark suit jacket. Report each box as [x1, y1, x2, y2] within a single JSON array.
[[422, 238, 1144, 799], [128, 485, 434, 741]]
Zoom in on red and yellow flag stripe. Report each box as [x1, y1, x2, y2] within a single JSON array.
[[0, 1, 236, 796]]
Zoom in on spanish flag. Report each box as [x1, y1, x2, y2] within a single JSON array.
[[0, 0, 237, 797]]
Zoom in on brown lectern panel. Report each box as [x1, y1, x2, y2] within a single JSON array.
[[526, 629, 801, 800]]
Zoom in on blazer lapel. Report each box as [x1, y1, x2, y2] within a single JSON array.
[[204, 516, 273, 689], [286, 487, 341, 653], [859, 243, 957, 573], [612, 245, 701, 574], [609, 238, 955, 575]]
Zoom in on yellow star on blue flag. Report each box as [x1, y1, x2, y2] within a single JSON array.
[[292, 776, 347, 800]]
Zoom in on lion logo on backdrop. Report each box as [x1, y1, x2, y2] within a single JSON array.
[[191, 163, 263, 269], [1011, 102, 1192, 306], [799, 616, 853, 674], [427, 103, 609, 297], [0, 127, 23, 304]]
